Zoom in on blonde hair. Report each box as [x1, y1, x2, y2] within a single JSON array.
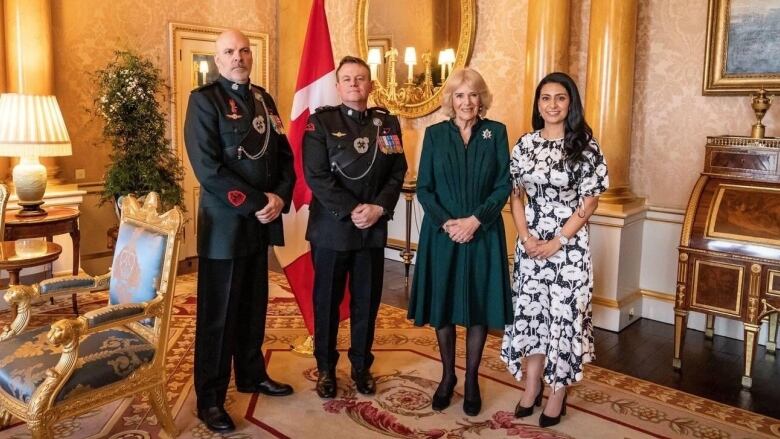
[[440, 68, 493, 118]]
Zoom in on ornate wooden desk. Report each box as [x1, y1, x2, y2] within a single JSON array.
[[674, 136, 780, 389], [4, 206, 81, 313]]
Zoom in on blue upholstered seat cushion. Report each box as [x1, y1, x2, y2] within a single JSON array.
[[0, 325, 155, 403], [109, 223, 167, 306]]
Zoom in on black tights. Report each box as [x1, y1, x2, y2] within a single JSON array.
[[434, 324, 487, 399]]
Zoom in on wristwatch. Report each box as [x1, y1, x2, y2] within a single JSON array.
[[557, 233, 569, 246]]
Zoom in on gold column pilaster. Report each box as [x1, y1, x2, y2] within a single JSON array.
[[520, 0, 571, 134], [4, 0, 61, 183], [584, 0, 642, 211]]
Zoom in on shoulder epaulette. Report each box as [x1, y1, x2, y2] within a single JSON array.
[[369, 106, 390, 114], [315, 105, 339, 113], [192, 81, 218, 93]]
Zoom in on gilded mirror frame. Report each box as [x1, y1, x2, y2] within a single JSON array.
[[357, 0, 477, 118]]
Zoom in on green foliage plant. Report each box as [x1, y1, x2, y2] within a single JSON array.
[[94, 50, 184, 210]]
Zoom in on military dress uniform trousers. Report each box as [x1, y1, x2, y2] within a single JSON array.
[[312, 246, 385, 373], [194, 251, 269, 410]]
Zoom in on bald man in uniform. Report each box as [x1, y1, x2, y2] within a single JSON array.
[[184, 29, 295, 433]]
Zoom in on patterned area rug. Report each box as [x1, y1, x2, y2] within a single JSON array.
[[0, 273, 778, 438]]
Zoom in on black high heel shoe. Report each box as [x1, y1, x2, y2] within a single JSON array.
[[539, 389, 567, 428], [514, 379, 544, 418], [462, 382, 481, 416], [431, 378, 457, 411]]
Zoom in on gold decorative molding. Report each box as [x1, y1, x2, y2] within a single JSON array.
[[680, 175, 709, 247]]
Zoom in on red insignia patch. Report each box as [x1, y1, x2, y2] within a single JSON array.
[[227, 190, 246, 207], [305, 122, 315, 132]]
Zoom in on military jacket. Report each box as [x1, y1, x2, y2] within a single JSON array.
[[184, 76, 295, 259], [303, 104, 408, 251]]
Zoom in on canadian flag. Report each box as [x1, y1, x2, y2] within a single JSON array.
[[275, 0, 349, 334]]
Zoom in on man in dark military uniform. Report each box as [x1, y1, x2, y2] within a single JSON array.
[[303, 56, 408, 399], [184, 29, 295, 433]]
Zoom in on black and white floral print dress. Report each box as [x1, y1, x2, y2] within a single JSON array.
[[500, 130, 608, 390]]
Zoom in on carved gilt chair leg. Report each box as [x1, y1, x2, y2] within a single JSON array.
[[148, 384, 179, 438], [27, 421, 53, 439], [0, 408, 12, 427], [767, 313, 778, 355]]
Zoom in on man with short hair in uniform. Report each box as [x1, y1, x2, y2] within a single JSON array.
[[303, 56, 408, 399], [184, 29, 295, 433]]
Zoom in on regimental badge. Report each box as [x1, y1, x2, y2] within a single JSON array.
[[482, 128, 492, 140], [378, 134, 403, 154], [227, 189, 246, 207], [354, 137, 370, 153], [331, 131, 347, 138], [252, 115, 266, 134], [372, 117, 383, 127], [270, 114, 285, 135], [227, 98, 242, 120]]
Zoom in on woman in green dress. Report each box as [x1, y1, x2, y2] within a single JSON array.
[[408, 68, 512, 417]]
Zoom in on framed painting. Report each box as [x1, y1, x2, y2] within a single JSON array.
[[702, 0, 780, 95]]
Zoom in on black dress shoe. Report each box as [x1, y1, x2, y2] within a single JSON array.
[[316, 370, 337, 398], [431, 378, 456, 411], [539, 390, 567, 428], [514, 378, 544, 418], [237, 377, 294, 396], [197, 406, 235, 433], [351, 369, 376, 395]]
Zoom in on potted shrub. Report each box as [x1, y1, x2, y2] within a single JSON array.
[[94, 50, 184, 213]]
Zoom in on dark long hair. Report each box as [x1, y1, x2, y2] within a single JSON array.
[[531, 72, 594, 167]]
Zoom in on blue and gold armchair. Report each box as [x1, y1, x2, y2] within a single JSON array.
[[0, 193, 183, 438]]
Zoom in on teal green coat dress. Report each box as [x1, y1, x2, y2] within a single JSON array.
[[408, 118, 513, 329]]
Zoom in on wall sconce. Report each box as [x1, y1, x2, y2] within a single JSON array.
[[0, 94, 72, 216], [370, 46, 437, 114], [367, 48, 382, 81]]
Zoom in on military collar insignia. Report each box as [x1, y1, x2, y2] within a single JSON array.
[[252, 115, 266, 134], [482, 128, 492, 140], [354, 137, 370, 153], [332, 131, 347, 138], [231, 83, 239, 91], [227, 98, 242, 120]]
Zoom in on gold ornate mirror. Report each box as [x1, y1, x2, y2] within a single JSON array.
[[357, 0, 476, 118]]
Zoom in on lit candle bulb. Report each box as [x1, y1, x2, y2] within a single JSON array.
[[367, 48, 382, 81], [438, 50, 447, 83], [404, 47, 417, 83]]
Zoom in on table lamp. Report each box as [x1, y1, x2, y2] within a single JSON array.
[[0, 93, 72, 217]]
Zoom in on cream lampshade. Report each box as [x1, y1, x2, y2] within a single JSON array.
[[0, 94, 72, 216]]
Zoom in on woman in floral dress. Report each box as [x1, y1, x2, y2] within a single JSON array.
[[500, 72, 608, 428]]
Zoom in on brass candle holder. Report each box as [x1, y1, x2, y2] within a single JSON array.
[[750, 88, 773, 139]]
